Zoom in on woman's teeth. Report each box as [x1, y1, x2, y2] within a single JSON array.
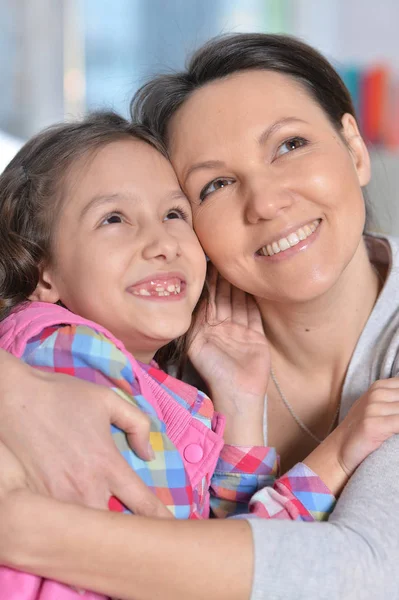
[[257, 220, 321, 257]]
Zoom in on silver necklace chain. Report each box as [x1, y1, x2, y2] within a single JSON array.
[[270, 366, 341, 445]]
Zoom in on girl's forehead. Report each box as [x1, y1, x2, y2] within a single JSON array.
[[59, 139, 183, 217]]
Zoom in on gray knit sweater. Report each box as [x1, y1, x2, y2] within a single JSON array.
[[250, 234, 399, 599]]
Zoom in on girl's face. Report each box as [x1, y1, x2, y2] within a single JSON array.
[[168, 70, 370, 305], [35, 140, 206, 362]]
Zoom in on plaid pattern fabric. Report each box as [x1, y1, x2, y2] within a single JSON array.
[[23, 322, 335, 523], [212, 446, 336, 521], [23, 325, 199, 518]]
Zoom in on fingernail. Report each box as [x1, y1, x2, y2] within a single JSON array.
[[147, 443, 155, 460]]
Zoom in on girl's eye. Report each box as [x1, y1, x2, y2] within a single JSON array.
[[100, 213, 124, 226], [275, 136, 308, 158], [164, 206, 190, 221], [199, 177, 235, 202]]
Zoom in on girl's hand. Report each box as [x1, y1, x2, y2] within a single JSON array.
[[305, 377, 399, 496], [336, 378, 399, 476], [188, 267, 270, 445], [0, 350, 170, 517]]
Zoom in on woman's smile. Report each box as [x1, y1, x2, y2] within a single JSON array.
[[256, 218, 321, 258]]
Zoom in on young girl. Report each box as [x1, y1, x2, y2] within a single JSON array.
[[0, 112, 397, 599]]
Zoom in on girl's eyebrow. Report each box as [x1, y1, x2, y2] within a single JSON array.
[[80, 193, 134, 218], [81, 189, 188, 218]]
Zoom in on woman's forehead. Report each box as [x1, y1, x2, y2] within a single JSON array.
[[168, 70, 325, 163]]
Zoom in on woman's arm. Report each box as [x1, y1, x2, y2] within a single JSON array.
[[2, 436, 398, 600], [0, 348, 166, 516]]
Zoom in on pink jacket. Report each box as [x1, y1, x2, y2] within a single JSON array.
[[0, 302, 225, 599]]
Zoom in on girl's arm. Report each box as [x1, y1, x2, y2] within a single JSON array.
[[2, 436, 398, 600]]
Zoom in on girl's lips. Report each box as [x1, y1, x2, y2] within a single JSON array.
[[128, 276, 187, 300]]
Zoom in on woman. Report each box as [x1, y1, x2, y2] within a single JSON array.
[[0, 33, 399, 599]]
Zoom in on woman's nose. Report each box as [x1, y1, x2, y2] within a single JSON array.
[[244, 177, 294, 224]]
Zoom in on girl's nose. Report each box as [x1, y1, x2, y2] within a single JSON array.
[[141, 228, 182, 263]]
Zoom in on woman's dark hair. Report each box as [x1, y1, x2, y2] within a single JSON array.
[[0, 111, 194, 371], [131, 32, 356, 142], [131, 31, 375, 235], [0, 112, 164, 315]]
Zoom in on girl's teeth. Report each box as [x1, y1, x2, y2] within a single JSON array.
[[258, 219, 320, 257], [132, 281, 183, 297]]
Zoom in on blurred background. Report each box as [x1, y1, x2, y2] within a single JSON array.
[[1, 0, 398, 231]]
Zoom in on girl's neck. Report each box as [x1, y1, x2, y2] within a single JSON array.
[[257, 239, 381, 376]]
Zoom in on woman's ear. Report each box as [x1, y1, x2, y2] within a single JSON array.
[[29, 265, 61, 304], [341, 113, 371, 187]]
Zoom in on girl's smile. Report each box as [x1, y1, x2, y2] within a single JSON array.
[[128, 272, 186, 300], [32, 139, 206, 362]]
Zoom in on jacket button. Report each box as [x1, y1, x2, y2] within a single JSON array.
[[184, 443, 204, 463]]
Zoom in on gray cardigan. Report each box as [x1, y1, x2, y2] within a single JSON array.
[[250, 234, 399, 599]]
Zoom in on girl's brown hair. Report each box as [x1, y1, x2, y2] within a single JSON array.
[[0, 111, 166, 323]]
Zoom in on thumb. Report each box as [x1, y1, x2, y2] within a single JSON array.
[[105, 390, 154, 461]]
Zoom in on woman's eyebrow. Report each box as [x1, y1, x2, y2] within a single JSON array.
[[183, 118, 308, 182], [184, 160, 226, 183], [257, 117, 308, 146]]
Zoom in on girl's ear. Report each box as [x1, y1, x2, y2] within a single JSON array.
[[29, 265, 61, 304], [341, 113, 371, 187]]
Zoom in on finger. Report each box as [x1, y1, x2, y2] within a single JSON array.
[[109, 458, 172, 519], [367, 414, 399, 436], [370, 377, 399, 391], [215, 274, 232, 321], [105, 391, 154, 461], [0, 441, 28, 498], [206, 262, 218, 306], [247, 295, 265, 334], [367, 400, 399, 415], [231, 285, 249, 326], [369, 387, 399, 403]]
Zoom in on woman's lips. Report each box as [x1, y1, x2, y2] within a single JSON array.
[[256, 219, 321, 257]]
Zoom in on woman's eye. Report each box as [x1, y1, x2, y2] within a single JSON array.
[[276, 136, 308, 158], [100, 213, 124, 226], [199, 177, 235, 202], [164, 207, 190, 221]]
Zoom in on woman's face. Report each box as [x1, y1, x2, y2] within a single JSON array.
[[168, 70, 370, 304]]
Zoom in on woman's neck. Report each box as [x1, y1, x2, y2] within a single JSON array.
[[257, 239, 381, 376]]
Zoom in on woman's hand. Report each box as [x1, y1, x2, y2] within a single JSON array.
[[188, 267, 269, 445], [0, 349, 170, 517]]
